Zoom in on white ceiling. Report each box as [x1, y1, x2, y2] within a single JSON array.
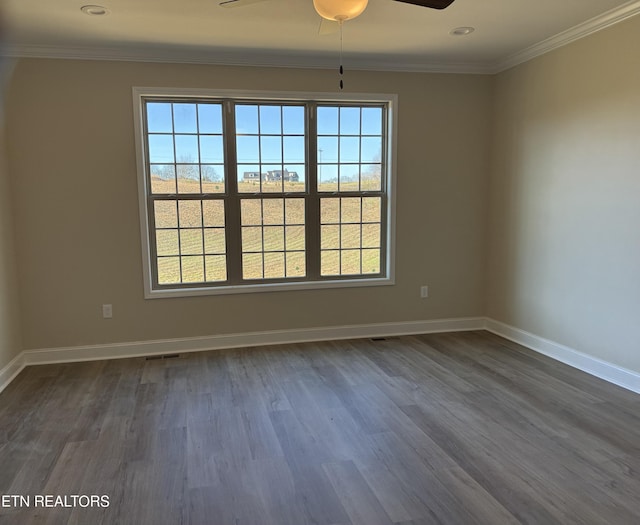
[[3, 0, 640, 72]]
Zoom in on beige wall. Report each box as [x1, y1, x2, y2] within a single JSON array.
[[5, 59, 491, 350], [488, 17, 640, 372], [0, 123, 23, 369]]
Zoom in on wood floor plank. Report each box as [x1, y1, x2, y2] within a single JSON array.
[[1, 331, 639, 524], [323, 460, 394, 525]]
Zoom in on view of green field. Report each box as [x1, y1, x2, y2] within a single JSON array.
[[152, 177, 381, 284]]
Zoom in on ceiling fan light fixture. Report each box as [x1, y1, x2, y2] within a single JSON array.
[[313, 0, 369, 22]]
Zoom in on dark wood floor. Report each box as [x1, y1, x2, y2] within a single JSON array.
[[1, 331, 640, 524]]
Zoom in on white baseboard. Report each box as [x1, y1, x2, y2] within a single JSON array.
[[4, 317, 638, 397], [0, 352, 26, 395], [485, 318, 640, 394], [20, 317, 485, 367]]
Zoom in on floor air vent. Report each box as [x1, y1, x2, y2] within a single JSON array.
[[145, 354, 180, 361]]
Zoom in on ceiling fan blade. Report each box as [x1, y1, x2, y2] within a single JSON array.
[[318, 17, 339, 36], [392, 0, 455, 9], [219, 0, 269, 8]]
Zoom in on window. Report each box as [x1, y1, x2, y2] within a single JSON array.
[[133, 88, 396, 297]]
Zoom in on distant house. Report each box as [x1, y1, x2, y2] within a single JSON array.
[[243, 171, 261, 182], [243, 169, 300, 182], [265, 169, 299, 182]]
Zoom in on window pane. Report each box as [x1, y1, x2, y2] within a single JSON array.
[[243, 253, 263, 279], [205, 255, 227, 281], [340, 107, 360, 135], [236, 105, 259, 134], [198, 104, 223, 134], [148, 135, 174, 163], [150, 165, 176, 194], [157, 257, 180, 284], [238, 164, 261, 193], [321, 198, 339, 224], [360, 164, 382, 191], [341, 224, 361, 249], [180, 229, 204, 255], [317, 136, 338, 163], [284, 165, 305, 192], [362, 197, 381, 223], [260, 105, 281, 134], [283, 136, 305, 164], [201, 165, 225, 193], [200, 136, 224, 163], [241, 200, 262, 226], [363, 249, 380, 274], [341, 197, 361, 223], [361, 164, 381, 191], [340, 136, 360, 163], [262, 165, 284, 193], [178, 200, 202, 227], [339, 165, 360, 192], [318, 164, 338, 192], [341, 250, 361, 274], [155, 201, 178, 228], [264, 252, 285, 279], [173, 104, 197, 133], [361, 136, 382, 164], [361, 107, 382, 135], [237, 136, 260, 163], [321, 250, 339, 276], [317, 106, 338, 135], [204, 228, 226, 254], [156, 230, 179, 256], [286, 252, 305, 277], [285, 226, 305, 250], [182, 256, 205, 282], [147, 103, 173, 133], [321, 225, 339, 249], [263, 226, 284, 251], [362, 223, 380, 248], [261, 136, 282, 163], [175, 135, 199, 163], [177, 165, 200, 194], [285, 199, 305, 224], [242, 226, 263, 252], [263, 199, 284, 225], [203, 200, 225, 227], [283, 106, 304, 134]]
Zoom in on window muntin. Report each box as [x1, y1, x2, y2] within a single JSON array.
[[240, 198, 306, 280], [154, 199, 227, 284], [236, 104, 306, 194], [135, 90, 394, 296], [147, 102, 226, 195], [320, 197, 382, 276], [317, 105, 383, 192]]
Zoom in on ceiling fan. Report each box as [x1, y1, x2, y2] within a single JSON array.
[[219, 0, 456, 88], [219, 0, 456, 24]]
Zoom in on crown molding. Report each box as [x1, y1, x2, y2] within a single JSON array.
[[4, 1, 640, 75], [492, 0, 640, 73], [3, 43, 493, 74]]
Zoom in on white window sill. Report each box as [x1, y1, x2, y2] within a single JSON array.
[[144, 276, 395, 299]]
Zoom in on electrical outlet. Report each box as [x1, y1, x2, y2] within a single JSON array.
[[420, 286, 429, 298], [102, 304, 113, 319]]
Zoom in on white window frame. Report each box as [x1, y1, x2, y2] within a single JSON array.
[[132, 87, 397, 298]]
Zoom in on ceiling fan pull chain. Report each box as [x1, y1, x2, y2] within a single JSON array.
[[339, 20, 344, 90]]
